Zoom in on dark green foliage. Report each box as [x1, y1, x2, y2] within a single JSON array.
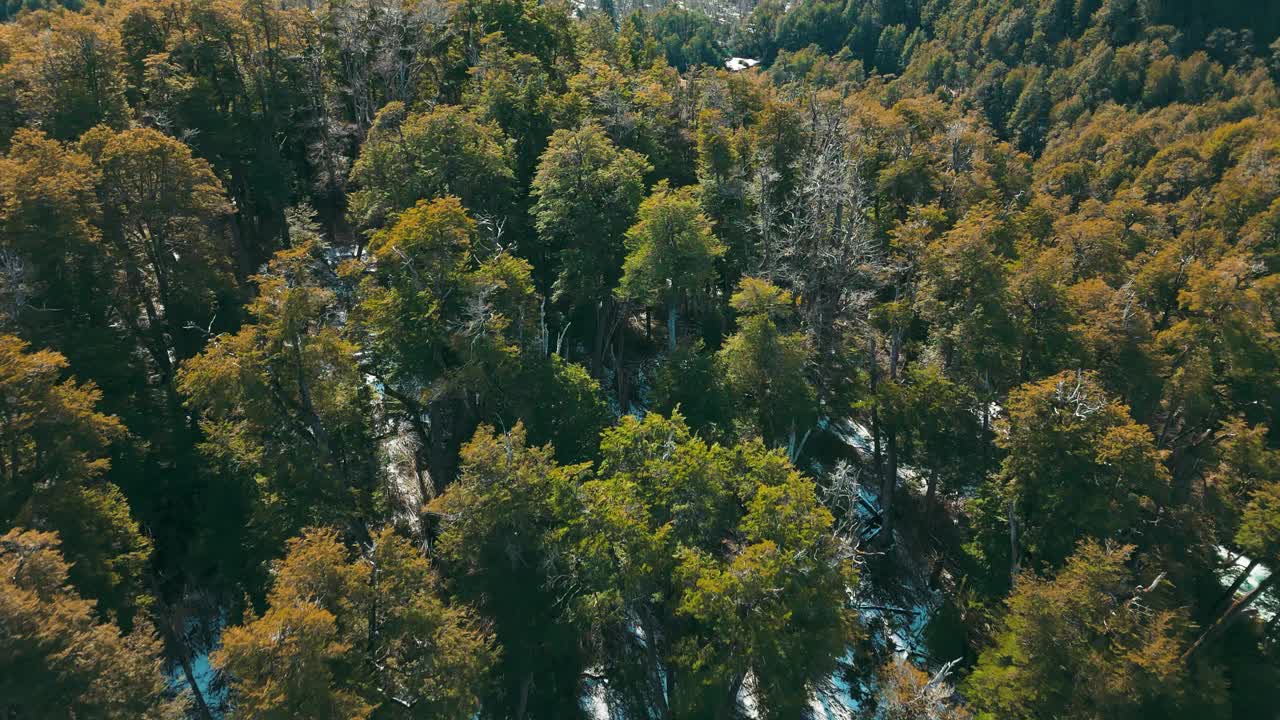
[[3, 0, 1280, 716], [646, 7, 724, 71], [965, 540, 1206, 720]]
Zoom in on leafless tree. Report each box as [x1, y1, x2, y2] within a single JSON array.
[[0, 250, 31, 328], [329, 0, 452, 135], [774, 98, 882, 394]]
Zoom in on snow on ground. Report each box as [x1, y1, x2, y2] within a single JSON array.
[[808, 652, 862, 720], [381, 423, 427, 535], [823, 417, 875, 455], [581, 671, 613, 720]]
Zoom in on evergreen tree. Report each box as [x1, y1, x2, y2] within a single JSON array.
[[215, 527, 494, 720], [617, 181, 725, 352], [0, 528, 179, 720], [966, 540, 1203, 720]]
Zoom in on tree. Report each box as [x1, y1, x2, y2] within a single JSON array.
[[352, 194, 596, 491], [220, 597, 373, 720], [80, 125, 233, 384], [979, 370, 1170, 580], [348, 103, 514, 233], [878, 363, 980, 521], [694, 109, 752, 296], [464, 33, 554, 184], [965, 540, 1200, 720], [558, 55, 690, 184], [179, 240, 378, 553], [0, 9, 129, 140], [561, 411, 856, 720], [916, 205, 1017, 406], [359, 195, 477, 383], [717, 277, 818, 458], [651, 340, 734, 441], [215, 527, 493, 720], [1067, 277, 1160, 416], [1158, 254, 1280, 444], [770, 94, 881, 404], [647, 6, 723, 71], [428, 423, 587, 719], [505, 354, 610, 464], [120, 0, 313, 264], [0, 334, 150, 623], [0, 528, 179, 720], [321, 0, 459, 136], [617, 181, 725, 352], [1006, 66, 1051, 154], [352, 195, 482, 493], [0, 129, 122, 380], [673, 466, 856, 718], [530, 122, 650, 371], [876, 659, 970, 720], [1185, 419, 1280, 660], [746, 98, 804, 220]]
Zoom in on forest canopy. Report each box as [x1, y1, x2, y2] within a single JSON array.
[[2, 0, 1280, 718]]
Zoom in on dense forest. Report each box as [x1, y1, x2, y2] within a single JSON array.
[[2, 0, 1280, 717]]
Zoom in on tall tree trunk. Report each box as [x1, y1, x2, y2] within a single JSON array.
[[372, 377, 433, 500], [290, 335, 336, 463], [719, 671, 747, 720], [515, 672, 533, 720], [158, 607, 214, 720], [868, 334, 883, 489], [980, 391, 992, 468], [1184, 570, 1276, 663], [925, 468, 938, 530], [1008, 500, 1022, 581], [592, 296, 610, 377], [427, 397, 459, 497], [614, 324, 630, 411], [1214, 558, 1260, 614], [175, 644, 213, 720], [878, 427, 898, 549], [640, 610, 671, 720], [667, 299, 678, 353]]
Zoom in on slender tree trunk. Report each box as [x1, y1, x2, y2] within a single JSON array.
[[719, 671, 747, 720], [158, 609, 214, 720], [426, 398, 458, 497], [667, 299, 678, 353], [614, 327, 629, 411], [925, 468, 938, 530], [640, 611, 671, 720], [1214, 558, 1260, 614], [515, 672, 533, 720], [291, 335, 336, 461], [592, 296, 610, 377], [878, 330, 902, 549], [868, 334, 883, 486], [1184, 570, 1276, 663], [1008, 500, 1021, 581], [878, 427, 898, 549], [981, 395, 992, 468], [889, 328, 901, 381]]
